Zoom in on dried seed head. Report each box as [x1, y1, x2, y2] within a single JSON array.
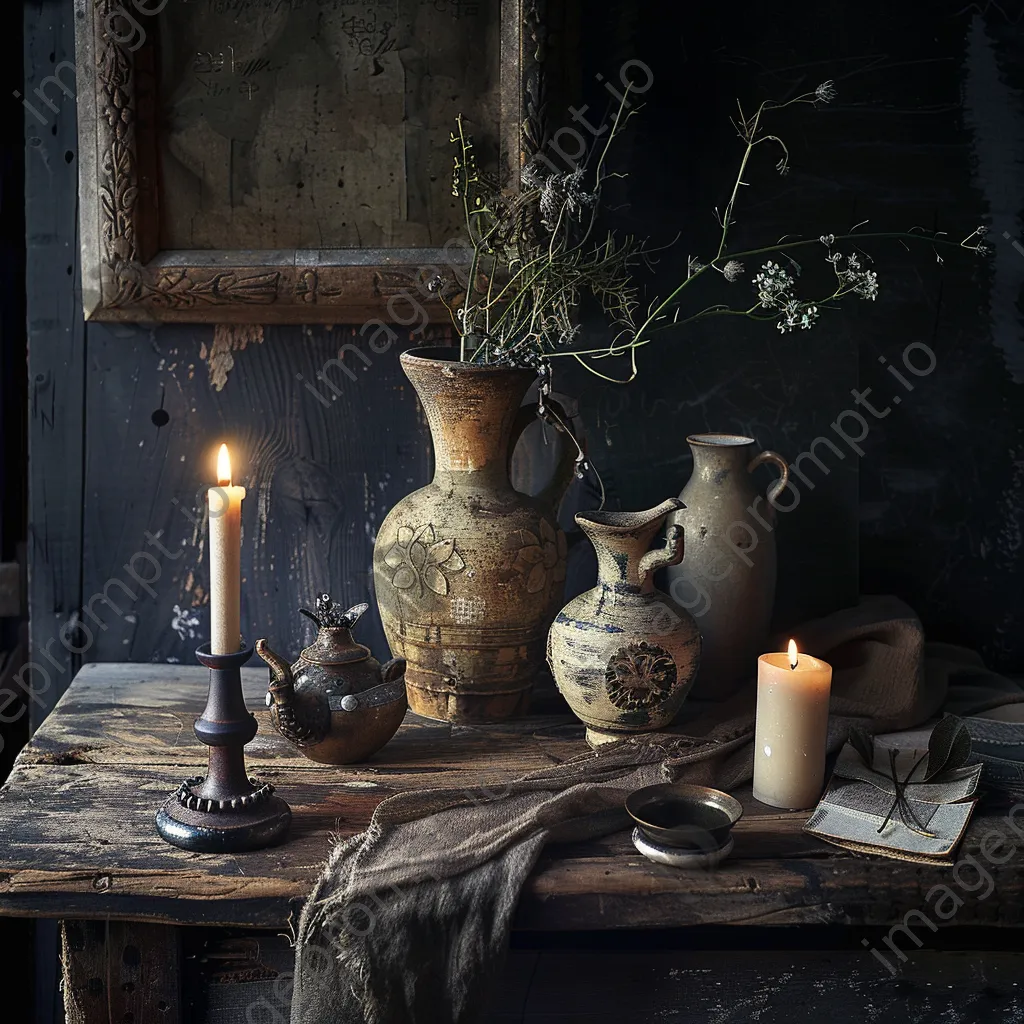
[[815, 81, 837, 104], [722, 260, 745, 283]]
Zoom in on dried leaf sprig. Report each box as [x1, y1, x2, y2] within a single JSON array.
[[440, 87, 649, 368]]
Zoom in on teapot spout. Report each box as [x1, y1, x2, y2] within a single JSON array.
[[255, 639, 295, 706], [256, 638, 321, 745]]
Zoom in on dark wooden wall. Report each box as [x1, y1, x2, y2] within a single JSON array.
[[24, 0, 1024, 736], [13, 4, 1024, 1023]]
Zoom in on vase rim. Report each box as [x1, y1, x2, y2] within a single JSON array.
[[400, 346, 538, 378], [576, 498, 683, 533], [687, 432, 756, 447]]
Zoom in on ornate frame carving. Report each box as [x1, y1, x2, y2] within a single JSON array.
[[74, 0, 548, 324]]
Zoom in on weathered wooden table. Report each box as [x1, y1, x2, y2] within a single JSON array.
[[2, 664, 1023, 1023]]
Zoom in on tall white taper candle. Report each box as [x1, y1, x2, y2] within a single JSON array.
[[208, 444, 245, 655]]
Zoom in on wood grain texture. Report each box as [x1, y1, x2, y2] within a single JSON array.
[[25, 0, 87, 727], [62, 920, 181, 1024], [61, 920, 108, 1024], [25, 6, 89, 1018], [79, 328, 437, 670], [182, 934, 1024, 1023], [2, 665, 1024, 932], [485, 950, 1024, 1023]]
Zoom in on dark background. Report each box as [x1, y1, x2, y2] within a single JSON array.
[[6, 0, 1024, 1019]]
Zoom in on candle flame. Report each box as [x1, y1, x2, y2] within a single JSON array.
[[788, 639, 798, 670], [217, 444, 232, 487]]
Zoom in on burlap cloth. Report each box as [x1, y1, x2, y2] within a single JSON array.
[[290, 596, 1024, 1024]]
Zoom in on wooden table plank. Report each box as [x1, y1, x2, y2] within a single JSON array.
[[18, 662, 587, 773], [2, 665, 1022, 932], [1, 757, 1022, 930]]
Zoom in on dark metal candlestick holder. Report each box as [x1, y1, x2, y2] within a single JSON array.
[[156, 642, 291, 853]]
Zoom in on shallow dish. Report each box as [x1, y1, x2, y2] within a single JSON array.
[[625, 782, 743, 850], [632, 828, 735, 869]]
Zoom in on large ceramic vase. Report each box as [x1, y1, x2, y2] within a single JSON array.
[[373, 347, 574, 723], [547, 499, 701, 747], [663, 434, 790, 701]]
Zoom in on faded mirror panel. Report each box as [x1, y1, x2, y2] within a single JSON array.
[[156, 0, 501, 251]]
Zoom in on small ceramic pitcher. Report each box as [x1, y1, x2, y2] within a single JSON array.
[[663, 434, 790, 700], [547, 499, 701, 747]]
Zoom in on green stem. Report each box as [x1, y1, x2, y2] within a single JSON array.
[[625, 229, 972, 353]]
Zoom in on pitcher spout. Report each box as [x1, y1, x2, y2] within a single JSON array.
[[575, 498, 685, 592]]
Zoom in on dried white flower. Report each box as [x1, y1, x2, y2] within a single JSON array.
[[777, 302, 820, 333], [853, 269, 878, 300], [688, 256, 707, 277], [753, 261, 794, 309], [722, 260, 745, 282], [833, 252, 878, 301], [820, 234, 835, 246], [815, 81, 837, 104]]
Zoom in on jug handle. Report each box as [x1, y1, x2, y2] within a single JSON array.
[[748, 450, 790, 508], [508, 396, 579, 520], [638, 522, 685, 587]]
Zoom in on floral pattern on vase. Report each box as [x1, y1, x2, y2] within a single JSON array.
[[383, 525, 466, 597], [605, 641, 678, 712], [512, 519, 568, 594]]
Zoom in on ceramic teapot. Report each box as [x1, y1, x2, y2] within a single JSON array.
[[255, 595, 407, 765]]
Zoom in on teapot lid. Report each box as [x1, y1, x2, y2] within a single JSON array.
[[301, 629, 371, 666], [299, 596, 372, 666]]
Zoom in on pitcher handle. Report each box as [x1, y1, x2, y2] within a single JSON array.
[[747, 450, 790, 507], [638, 522, 685, 587], [509, 396, 579, 520]]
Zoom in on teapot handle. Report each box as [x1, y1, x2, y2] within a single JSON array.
[[747, 450, 790, 508], [508, 395, 579, 520]]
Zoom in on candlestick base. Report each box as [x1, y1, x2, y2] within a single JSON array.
[[155, 642, 292, 853], [156, 790, 291, 853]]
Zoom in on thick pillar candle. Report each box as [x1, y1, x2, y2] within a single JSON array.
[[208, 444, 245, 655], [752, 641, 833, 810]]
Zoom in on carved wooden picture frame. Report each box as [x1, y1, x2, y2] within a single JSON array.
[[74, 0, 547, 324]]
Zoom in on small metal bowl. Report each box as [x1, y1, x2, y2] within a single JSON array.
[[626, 783, 743, 851]]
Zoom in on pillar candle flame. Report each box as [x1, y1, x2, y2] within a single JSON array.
[[217, 443, 232, 487], [788, 638, 798, 670]]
